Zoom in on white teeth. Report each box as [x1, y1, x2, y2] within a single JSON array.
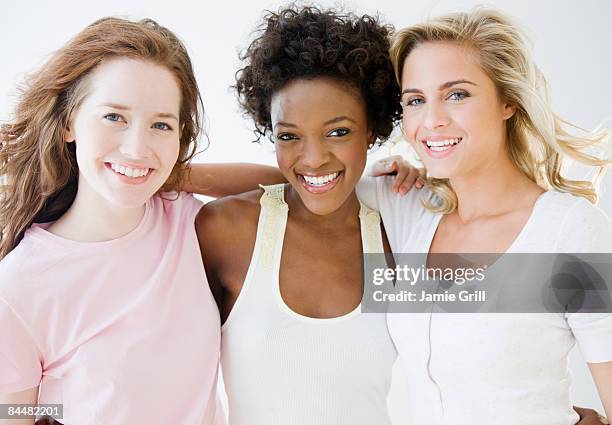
[[302, 172, 339, 186], [109, 163, 150, 178], [425, 138, 461, 148]]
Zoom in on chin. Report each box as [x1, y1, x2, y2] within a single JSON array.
[[421, 162, 460, 180], [301, 200, 343, 216]]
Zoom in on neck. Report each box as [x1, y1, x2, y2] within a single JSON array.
[[449, 153, 544, 223], [48, 178, 146, 242], [285, 185, 361, 232]]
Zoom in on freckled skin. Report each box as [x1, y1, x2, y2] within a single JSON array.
[[65, 57, 181, 209], [47, 57, 182, 241]]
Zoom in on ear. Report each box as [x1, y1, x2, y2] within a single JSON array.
[[64, 122, 75, 144], [501, 102, 516, 121]]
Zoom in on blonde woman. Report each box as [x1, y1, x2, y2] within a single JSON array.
[[357, 8, 612, 424]]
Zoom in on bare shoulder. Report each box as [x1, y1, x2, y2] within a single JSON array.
[[195, 188, 263, 234], [195, 189, 263, 269], [195, 189, 263, 304]]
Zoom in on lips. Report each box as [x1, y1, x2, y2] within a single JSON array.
[[422, 137, 462, 150], [104, 162, 154, 185], [296, 171, 343, 194], [108, 162, 151, 178], [420, 137, 463, 158]]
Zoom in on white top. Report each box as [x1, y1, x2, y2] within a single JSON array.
[[221, 184, 397, 425], [357, 177, 612, 425]]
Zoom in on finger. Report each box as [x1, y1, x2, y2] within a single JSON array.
[[374, 155, 404, 175], [369, 159, 394, 176], [399, 168, 420, 195], [394, 166, 418, 194], [392, 164, 409, 193]]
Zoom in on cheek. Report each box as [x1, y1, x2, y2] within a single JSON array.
[[275, 146, 297, 175], [458, 102, 482, 128], [160, 136, 181, 165], [338, 142, 367, 176], [458, 101, 505, 145], [402, 114, 419, 142], [74, 129, 113, 162]]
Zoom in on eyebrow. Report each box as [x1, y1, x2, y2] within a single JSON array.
[[324, 116, 356, 125], [401, 79, 477, 95], [99, 103, 179, 121], [274, 115, 356, 129]]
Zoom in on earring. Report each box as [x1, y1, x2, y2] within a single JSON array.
[[368, 143, 374, 149]]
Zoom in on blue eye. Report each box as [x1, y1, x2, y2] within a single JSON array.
[[152, 122, 172, 131], [448, 90, 469, 101], [103, 113, 123, 122], [404, 97, 425, 107], [328, 128, 350, 137], [276, 133, 298, 142]]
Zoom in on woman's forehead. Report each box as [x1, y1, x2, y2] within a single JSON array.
[[270, 78, 366, 125]]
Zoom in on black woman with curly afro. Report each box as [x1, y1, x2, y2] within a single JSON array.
[[195, 5, 403, 424]]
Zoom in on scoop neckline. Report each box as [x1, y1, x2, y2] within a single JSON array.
[[27, 197, 153, 249], [421, 190, 551, 256], [273, 189, 371, 324]]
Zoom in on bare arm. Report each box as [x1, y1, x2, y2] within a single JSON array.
[[183, 158, 422, 198], [182, 163, 286, 197], [195, 190, 261, 322], [0, 386, 38, 425], [589, 361, 612, 420], [367, 155, 423, 194]]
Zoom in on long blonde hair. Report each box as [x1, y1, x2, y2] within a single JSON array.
[[390, 8, 610, 213], [0, 17, 204, 260]]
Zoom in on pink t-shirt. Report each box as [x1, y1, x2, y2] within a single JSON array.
[[0, 192, 224, 425]]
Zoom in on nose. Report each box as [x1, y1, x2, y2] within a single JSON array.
[[119, 125, 153, 159], [300, 137, 330, 169], [423, 100, 450, 130]]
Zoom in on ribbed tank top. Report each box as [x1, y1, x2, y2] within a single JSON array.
[[220, 184, 396, 425]]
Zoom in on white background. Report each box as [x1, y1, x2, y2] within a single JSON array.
[[2, 0, 611, 421]]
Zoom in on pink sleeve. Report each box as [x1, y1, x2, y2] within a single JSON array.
[[0, 296, 42, 394], [179, 191, 204, 223], [160, 191, 204, 223], [186, 192, 204, 216]]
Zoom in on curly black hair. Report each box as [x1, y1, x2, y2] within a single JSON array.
[[235, 5, 402, 145]]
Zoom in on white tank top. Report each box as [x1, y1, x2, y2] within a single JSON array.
[[220, 184, 396, 425]]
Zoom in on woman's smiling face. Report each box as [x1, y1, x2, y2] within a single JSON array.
[[66, 57, 182, 209], [401, 41, 515, 180], [271, 77, 373, 216]]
